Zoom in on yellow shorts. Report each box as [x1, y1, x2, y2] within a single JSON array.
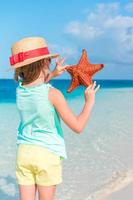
[[15, 144, 62, 186]]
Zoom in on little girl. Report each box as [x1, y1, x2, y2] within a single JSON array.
[[10, 37, 100, 200]]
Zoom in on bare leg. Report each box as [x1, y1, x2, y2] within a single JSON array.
[[37, 184, 56, 200], [18, 184, 37, 200]]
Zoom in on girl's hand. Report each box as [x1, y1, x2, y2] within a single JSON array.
[[52, 57, 68, 78], [84, 81, 100, 106]]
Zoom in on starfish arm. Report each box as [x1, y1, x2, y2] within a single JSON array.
[[88, 64, 104, 75], [78, 49, 90, 66], [65, 65, 75, 71], [67, 76, 80, 93]]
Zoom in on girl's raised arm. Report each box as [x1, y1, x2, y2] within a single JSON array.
[[49, 82, 100, 134]]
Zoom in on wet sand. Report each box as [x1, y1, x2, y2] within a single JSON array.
[[106, 182, 133, 200]]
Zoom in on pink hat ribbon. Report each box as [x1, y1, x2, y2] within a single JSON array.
[[10, 47, 50, 65]]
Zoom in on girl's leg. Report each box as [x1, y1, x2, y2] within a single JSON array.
[[18, 184, 37, 200], [37, 184, 56, 200]]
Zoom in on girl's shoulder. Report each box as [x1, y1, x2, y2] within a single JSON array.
[[48, 86, 65, 106], [17, 80, 52, 90]]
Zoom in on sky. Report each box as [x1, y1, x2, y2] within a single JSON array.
[[0, 0, 133, 79]]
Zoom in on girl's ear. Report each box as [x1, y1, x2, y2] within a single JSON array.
[[42, 68, 51, 81], [43, 69, 51, 82]]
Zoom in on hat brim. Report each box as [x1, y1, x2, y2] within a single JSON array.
[[10, 53, 59, 69]]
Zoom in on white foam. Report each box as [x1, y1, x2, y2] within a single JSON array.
[[86, 169, 133, 200], [0, 178, 16, 196]]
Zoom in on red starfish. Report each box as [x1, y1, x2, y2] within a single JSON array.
[[65, 49, 104, 93]]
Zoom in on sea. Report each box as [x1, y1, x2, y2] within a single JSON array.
[[0, 79, 133, 200]]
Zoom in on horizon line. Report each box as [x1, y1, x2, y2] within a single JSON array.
[[0, 78, 133, 81]]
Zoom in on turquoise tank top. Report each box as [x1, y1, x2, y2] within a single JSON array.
[[16, 80, 67, 160]]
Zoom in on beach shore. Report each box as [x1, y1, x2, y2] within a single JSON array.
[[106, 182, 133, 200]]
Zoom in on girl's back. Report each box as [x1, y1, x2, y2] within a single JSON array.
[[16, 80, 67, 160]]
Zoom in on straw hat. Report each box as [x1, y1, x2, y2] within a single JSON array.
[[9, 37, 59, 69]]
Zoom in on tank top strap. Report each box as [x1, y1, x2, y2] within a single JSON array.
[[44, 82, 55, 108], [46, 82, 54, 89], [18, 76, 23, 86]]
